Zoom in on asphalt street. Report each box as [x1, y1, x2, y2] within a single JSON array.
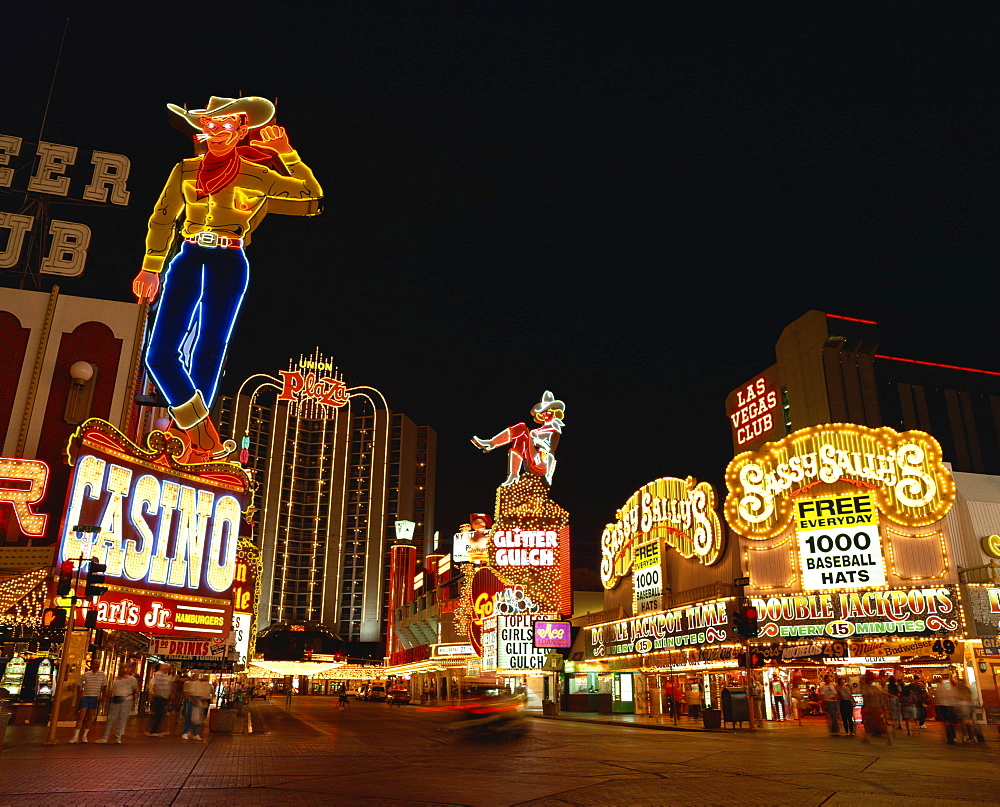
[[1, 696, 997, 806]]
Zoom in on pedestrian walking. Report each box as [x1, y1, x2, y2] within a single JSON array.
[[686, 686, 702, 720], [899, 683, 918, 735], [953, 678, 984, 743], [934, 673, 960, 745], [146, 663, 174, 737], [886, 676, 902, 729], [910, 676, 929, 729], [819, 675, 840, 736], [285, 684, 294, 707], [337, 683, 349, 711], [95, 664, 139, 744], [859, 671, 889, 744], [69, 658, 108, 743], [836, 677, 855, 736], [182, 672, 212, 741], [769, 675, 788, 721]]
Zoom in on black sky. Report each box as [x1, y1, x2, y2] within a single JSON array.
[[3, 5, 998, 569]]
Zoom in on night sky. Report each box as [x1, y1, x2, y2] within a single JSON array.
[[4, 6, 997, 570]]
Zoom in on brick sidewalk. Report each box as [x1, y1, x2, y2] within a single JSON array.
[[1, 698, 996, 806], [1, 703, 251, 748]]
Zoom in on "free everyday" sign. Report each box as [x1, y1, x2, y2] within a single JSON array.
[[795, 492, 886, 590]]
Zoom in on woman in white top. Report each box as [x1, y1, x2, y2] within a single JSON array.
[[182, 673, 213, 741], [95, 665, 139, 744]]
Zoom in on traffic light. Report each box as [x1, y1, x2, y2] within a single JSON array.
[[56, 559, 74, 596], [84, 608, 99, 629], [42, 608, 67, 631], [737, 651, 765, 668], [731, 604, 759, 638], [84, 562, 108, 599]]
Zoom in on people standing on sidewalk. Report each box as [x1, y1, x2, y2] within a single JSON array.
[[910, 676, 929, 729], [69, 658, 108, 743], [819, 675, 840, 736], [146, 663, 174, 737], [182, 672, 212, 741], [899, 682, 918, 735], [953, 678, 984, 743], [750, 680, 764, 727], [769, 675, 788, 721], [337, 683, 349, 711], [934, 673, 960, 745], [95, 664, 140, 744], [685, 686, 702, 720], [886, 676, 902, 729], [836, 677, 855, 736]]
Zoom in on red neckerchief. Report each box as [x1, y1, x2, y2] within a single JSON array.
[[195, 144, 288, 199]]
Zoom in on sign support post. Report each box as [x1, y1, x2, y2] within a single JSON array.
[[42, 526, 100, 744], [734, 579, 757, 733], [744, 636, 757, 732], [41, 585, 77, 745]]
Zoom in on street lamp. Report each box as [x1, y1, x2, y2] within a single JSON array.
[[64, 361, 97, 424]]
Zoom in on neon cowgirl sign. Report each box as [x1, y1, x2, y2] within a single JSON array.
[[58, 420, 250, 609]]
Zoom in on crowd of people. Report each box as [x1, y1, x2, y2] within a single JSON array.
[[67, 659, 220, 744], [786, 670, 985, 745]]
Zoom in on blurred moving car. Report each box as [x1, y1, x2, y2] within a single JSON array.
[[387, 687, 410, 705], [365, 683, 387, 702], [419, 678, 527, 734], [345, 686, 362, 699]]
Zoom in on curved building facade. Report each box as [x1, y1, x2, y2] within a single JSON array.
[[219, 351, 435, 651]]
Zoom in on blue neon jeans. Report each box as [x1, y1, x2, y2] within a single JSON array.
[[145, 242, 249, 409]]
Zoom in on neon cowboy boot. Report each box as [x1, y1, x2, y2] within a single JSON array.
[[169, 391, 234, 463], [471, 428, 511, 452], [502, 449, 523, 486]]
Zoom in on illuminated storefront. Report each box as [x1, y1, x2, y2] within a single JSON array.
[[387, 392, 573, 709], [579, 475, 743, 717], [724, 423, 975, 720]]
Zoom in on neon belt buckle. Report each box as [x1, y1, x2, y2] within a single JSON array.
[[197, 232, 218, 247]]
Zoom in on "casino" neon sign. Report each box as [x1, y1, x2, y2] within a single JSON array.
[[61, 453, 242, 594], [58, 420, 249, 638]]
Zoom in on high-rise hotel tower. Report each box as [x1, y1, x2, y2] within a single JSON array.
[[218, 351, 436, 650]]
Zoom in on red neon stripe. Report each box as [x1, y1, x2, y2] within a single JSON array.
[[826, 314, 878, 325], [875, 355, 1000, 377]]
